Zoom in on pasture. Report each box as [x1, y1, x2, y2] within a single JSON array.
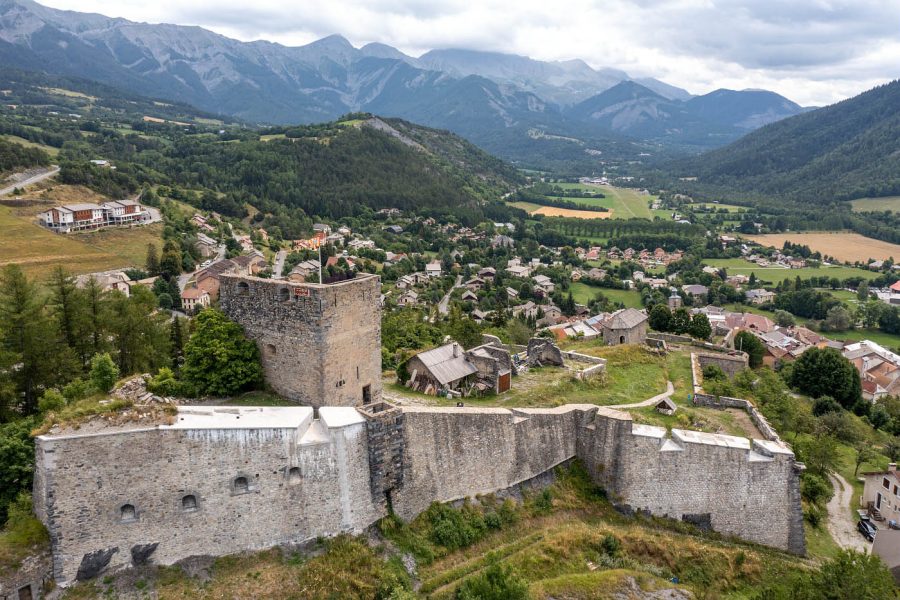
[[745, 232, 900, 263], [509, 184, 666, 220], [1, 134, 59, 157], [703, 258, 879, 284], [570, 282, 643, 308], [850, 196, 900, 213]]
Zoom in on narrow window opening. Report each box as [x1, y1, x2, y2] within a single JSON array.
[[279, 287, 290, 302], [182, 495, 197, 511], [362, 384, 372, 405], [120, 504, 136, 522], [266, 343, 277, 357], [234, 476, 249, 493], [288, 467, 301, 485], [237, 281, 250, 295]]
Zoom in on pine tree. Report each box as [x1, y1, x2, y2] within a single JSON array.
[[170, 316, 185, 373], [145, 242, 160, 276]]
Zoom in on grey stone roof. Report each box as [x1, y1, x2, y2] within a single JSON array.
[[604, 308, 647, 330], [414, 343, 478, 385]]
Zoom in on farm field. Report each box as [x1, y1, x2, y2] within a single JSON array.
[[554, 183, 658, 219], [745, 231, 900, 263], [849, 196, 900, 213], [570, 282, 643, 308], [703, 257, 879, 284], [690, 202, 746, 212], [531, 206, 612, 219], [0, 193, 162, 280]]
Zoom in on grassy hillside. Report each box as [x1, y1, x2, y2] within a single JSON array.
[[0, 185, 162, 279], [677, 79, 900, 203]]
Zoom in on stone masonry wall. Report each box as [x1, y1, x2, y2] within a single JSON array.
[[34, 409, 382, 585], [219, 274, 382, 408], [696, 351, 749, 379], [36, 403, 806, 586]]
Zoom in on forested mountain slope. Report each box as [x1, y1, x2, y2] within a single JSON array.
[[679, 79, 900, 202]]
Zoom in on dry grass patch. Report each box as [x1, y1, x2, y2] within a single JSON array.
[[745, 232, 900, 263], [532, 206, 613, 219]]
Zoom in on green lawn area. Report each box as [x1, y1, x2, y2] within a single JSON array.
[[387, 345, 689, 409], [850, 196, 900, 213], [703, 258, 879, 285], [259, 133, 286, 142], [570, 282, 643, 308]]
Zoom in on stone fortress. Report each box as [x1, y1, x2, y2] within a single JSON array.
[[32, 274, 806, 587]]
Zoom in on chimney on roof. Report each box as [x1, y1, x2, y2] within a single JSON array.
[[890, 463, 897, 473], [453, 343, 459, 358]]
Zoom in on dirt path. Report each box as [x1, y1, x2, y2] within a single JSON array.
[[827, 473, 869, 552], [609, 381, 674, 409]]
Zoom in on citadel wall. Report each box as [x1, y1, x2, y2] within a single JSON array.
[[33, 407, 382, 584], [219, 274, 382, 408]]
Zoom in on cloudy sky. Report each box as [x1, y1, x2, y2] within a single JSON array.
[[39, 0, 900, 106]]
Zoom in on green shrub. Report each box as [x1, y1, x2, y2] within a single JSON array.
[[456, 562, 528, 600], [62, 377, 97, 401], [800, 472, 833, 507], [37, 389, 66, 413], [600, 533, 621, 557], [531, 488, 553, 515], [804, 504, 822, 528], [702, 364, 726, 381], [90, 352, 120, 393], [147, 367, 182, 397]]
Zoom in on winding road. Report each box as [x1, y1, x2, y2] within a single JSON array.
[[0, 165, 60, 196]]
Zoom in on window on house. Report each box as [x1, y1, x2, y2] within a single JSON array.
[[234, 476, 249, 493], [279, 287, 290, 302], [237, 282, 250, 295], [884, 478, 891, 489], [120, 504, 136, 522], [288, 467, 301, 485], [182, 495, 197, 511]]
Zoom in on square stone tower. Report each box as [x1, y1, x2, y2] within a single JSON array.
[[220, 273, 382, 408]]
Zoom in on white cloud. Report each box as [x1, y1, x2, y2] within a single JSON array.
[[38, 0, 900, 106]]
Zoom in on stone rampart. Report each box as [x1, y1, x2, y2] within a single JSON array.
[[33, 407, 382, 585], [36, 402, 805, 586], [219, 274, 382, 408]]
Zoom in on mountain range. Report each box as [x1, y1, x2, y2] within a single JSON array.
[[675, 79, 900, 204], [0, 0, 808, 167]]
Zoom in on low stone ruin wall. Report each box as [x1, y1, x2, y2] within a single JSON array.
[[560, 350, 607, 381]]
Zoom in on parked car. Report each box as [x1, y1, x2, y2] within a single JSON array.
[[858, 517, 877, 542]]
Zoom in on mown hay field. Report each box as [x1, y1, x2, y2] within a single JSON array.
[[745, 231, 900, 263]]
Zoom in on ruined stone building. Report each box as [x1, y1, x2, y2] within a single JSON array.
[[31, 274, 806, 588]]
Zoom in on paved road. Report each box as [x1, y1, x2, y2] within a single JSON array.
[[273, 249, 288, 279], [827, 473, 870, 552], [0, 165, 60, 196], [437, 274, 463, 315], [609, 381, 675, 409]]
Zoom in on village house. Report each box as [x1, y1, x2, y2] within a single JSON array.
[[194, 233, 219, 258], [862, 464, 900, 525], [745, 289, 775, 304], [843, 341, 900, 401], [289, 260, 321, 282], [398, 290, 419, 306], [75, 271, 132, 297], [347, 238, 376, 251], [506, 265, 531, 278], [506, 287, 519, 300], [491, 234, 515, 248], [600, 308, 648, 346], [682, 284, 709, 299], [465, 277, 486, 291], [461, 290, 478, 302], [532, 274, 555, 294], [478, 266, 497, 280], [537, 304, 565, 327], [425, 261, 443, 277], [180, 286, 211, 313], [405, 341, 513, 396], [512, 301, 539, 320]]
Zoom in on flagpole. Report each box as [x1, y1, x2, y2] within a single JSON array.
[[318, 240, 323, 284]]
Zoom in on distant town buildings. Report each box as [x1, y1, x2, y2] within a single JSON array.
[[39, 199, 148, 233]]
